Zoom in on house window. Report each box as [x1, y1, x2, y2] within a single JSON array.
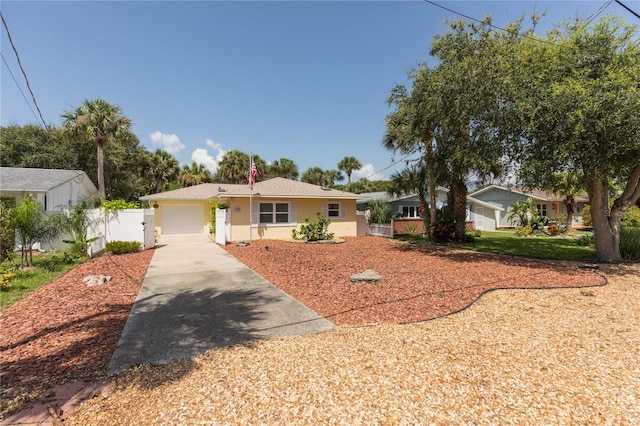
[[401, 206, 419, 218], [537, 203, 547, 217], [259, 202, 290, 224], [323, 202, 346, 219], [327, 203, 340, 218]]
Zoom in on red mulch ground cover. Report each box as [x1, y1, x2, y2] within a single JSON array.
[[0, 249, 154, 418], [223, 236, 606, 326]]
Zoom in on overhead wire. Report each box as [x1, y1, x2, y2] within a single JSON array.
[[0, 10, 47, 128], [586, 0, 614, 25], [1, 53, 42, 126], [614, 0, 640, 20]]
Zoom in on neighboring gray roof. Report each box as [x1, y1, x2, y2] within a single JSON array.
[[0, 167, 96, 192], [357, 187, 449, 204], [467, 196, 505, 211], [469, 184, 589, 203], [140, 177, 364, 201]]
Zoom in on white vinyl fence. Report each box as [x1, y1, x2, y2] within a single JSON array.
[[38, 209, 155, 257]]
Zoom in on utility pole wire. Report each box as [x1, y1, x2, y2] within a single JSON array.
[[1, 53, 43, 126], [614, 0, 640, 20], [0, 10, 47, 128]]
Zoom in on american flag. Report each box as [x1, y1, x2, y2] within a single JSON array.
[[249, 156, 258, 190]]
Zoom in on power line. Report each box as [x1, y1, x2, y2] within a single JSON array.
[[0, 10, 47, 127], [423, 0, 559, 47], [586, 0, 614, 25], [614, 0, 640, 20], [1, 53, 43, 126]]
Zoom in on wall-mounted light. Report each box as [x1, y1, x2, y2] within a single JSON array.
[[153, 202, 159, 209]]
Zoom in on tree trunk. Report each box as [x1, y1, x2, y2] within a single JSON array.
[[564, 196, 575, 234], [450, 178, 468, 242], [97, 139, 106, 199], [425, 139, 437, 239], [586, 179, 621, 262]]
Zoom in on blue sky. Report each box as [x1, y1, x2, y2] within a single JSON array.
[[1, 1, 635, 181]]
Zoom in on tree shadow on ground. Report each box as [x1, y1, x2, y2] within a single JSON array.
[[108, 287, 282, 388]]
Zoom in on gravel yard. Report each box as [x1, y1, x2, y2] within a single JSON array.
[[2, 236, 639, 424]]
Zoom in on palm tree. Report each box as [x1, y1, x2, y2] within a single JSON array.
[[269, 158, 299, 180], [323, 169, 344, 187], [147, 149, 180, 193], [61, 98, 133, 199], [337, 156, 362, 184], [301, 167, 325, 186], [179, 162, 213, 187]]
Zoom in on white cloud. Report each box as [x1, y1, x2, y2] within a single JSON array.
[[353, 163, 384, 181], [149, 131, 186, 156], [191, 139, 226, 174]]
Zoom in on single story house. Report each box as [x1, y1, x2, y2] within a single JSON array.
[[357, 188, 504, 231], [0, 167, 98, 210], [140, 177, 363, 241], [468, 184, 589, 228]]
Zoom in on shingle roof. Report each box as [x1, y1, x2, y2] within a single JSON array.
[[0, 167, 93, 192], [469, 184, 589, 202], [140, 177, 364, 201]]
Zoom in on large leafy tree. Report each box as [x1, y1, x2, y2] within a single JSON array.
[[508, 17, 640, 261], [385, 17, 511, 241], [337, 156, 362, 184], [61, 98, 134, 199]]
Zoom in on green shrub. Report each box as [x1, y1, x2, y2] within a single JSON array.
[[367, 199, 394, 224], [620, 227, 640, 260], [515, 225, 533, 237], [473, 229, 482, 237], [106, 241, 141, 254], [576, 234, 595, 247], [622, 206, 640, 228], [581, 205, 592, 227], [291, 213, 334, 242], [0, 262, 19, 291], [101, 199, 138, 212]]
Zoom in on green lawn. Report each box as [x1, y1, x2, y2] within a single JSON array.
[[399, 229, 597, 261], [0, 255, 82, 310]]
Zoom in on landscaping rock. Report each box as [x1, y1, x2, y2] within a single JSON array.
[[83, 275, 112, 287], [350, 269, 383, 283]]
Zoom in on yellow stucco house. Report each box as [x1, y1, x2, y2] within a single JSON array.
[[140, 177, 362, 242]]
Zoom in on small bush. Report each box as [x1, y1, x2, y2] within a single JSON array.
[[515, 225, 533, 237], [473, 229, 482, 238], [547, 223, 562, 236], [106, 241, 141, 255], [623, 206, 640, 228], [292, 213, 334, 242], [576, 234, 595, 247], [0, 262, 19, 291], [620, 227, 640, 260]]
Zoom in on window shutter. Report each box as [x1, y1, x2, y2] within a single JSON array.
[[290, 201, 297, 223], [340, 202, 346, 219], [251, 201, 259, 225], [322, 202, 328, 218]]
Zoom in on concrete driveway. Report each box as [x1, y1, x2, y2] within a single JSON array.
[[108, 234, 334, 374]]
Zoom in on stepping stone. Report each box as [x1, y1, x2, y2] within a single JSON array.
[[350, 269, 383, 283]]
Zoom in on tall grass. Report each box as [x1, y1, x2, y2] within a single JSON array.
[[620, 227, 640, 260]]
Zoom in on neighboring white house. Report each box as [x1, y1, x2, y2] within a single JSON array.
[[0, 167, 98, 209]]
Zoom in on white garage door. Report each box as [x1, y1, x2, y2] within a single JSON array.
[[162, 205, 204, 234]]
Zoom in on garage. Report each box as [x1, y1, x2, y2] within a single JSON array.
[[161, 204, 205, 234]]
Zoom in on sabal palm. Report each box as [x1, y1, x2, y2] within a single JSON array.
[[323, 169, 344, 187], [337, 156, 362, 184], [388, 162, 431, 233], [301, 167, 325, 186], [62, 98, 133, 199], [179, 162, 213, 187], [270, 158, 299, 180], [551, 172, 583, 233], [148, 149, 180, 193]]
